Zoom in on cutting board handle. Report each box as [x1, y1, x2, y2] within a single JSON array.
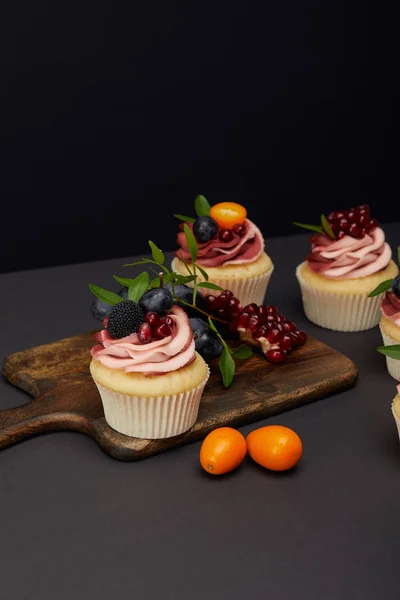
[[0, 395, 93, 450]]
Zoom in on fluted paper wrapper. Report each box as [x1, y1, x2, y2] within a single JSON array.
[[171, 258, 274, 306], [391, 397, 400, 442], [296, 263, 382, 332], [94, 370, 209, 439], [380, 326, 400, 381]]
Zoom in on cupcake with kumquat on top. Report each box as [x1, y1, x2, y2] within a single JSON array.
[[294, 205, 398, 332], [172, 195, 274, 306]]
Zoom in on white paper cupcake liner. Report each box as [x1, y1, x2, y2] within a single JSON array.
[[296, 263, 382, 332], [391, 397, 400, 442], [379, 326, 400, 381], [171, 257, 274, 306], [94, 369, 210, 439]]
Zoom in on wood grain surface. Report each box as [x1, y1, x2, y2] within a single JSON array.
[[1, 332, 358, 460]]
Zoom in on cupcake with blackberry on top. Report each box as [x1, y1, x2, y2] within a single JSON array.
[[172, 195, 274, 306], [295, 205, 398, 332], [89, 282, 209, 439], [370, 254, 400, 379]]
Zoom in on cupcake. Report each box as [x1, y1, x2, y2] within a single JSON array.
[[295, 205, 398, 332], [172, 199, 274, 306], [90, 301, 209, 439], [392, 385, 400, 442], [375, 270, 400, 380]]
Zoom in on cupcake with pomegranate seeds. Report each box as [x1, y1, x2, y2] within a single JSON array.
[[295, 205, 398, 332], [90, 288, 209, 439], [172, 198, 274, 306], [369, 262, 400, 380]]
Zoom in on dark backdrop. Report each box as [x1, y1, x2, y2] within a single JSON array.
[[0, 1, 397, 273]]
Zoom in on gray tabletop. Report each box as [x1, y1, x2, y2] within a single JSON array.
[[1, 225, 400, 600]]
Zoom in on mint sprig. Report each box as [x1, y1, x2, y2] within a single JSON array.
[[149, 240, 164, 265], [368, 279, 394, 298], [321, 214, 335, 240], [208, 317, 252, 387], [293, 222, 324, 235], [89, 285, 124, 306], [194, 195, 211, 217], [127, 272, 149, 303], [377, 345, 400, 360]]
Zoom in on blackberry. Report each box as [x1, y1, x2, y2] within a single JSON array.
[[107, 300, 144, 339]]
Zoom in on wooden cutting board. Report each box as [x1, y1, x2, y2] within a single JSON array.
[[1, 332, 357, 460]]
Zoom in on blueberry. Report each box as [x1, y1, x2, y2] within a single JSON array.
[[392, 275, 400, 296], [90, 287, 128, 322], [193, 216, 218, 243], [139, 288, 173, 316], [164, 284, 208, 318], [190, 318, 210, 336], [194, 329, 224, 361]]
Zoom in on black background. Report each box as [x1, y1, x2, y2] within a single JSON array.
[[0, 1, 397, 273]]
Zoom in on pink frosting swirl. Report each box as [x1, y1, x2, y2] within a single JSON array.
[[381, 292, 400, 327], [176, 219, 264, 267], [306, 227, 392, 279], [91, 306, 195, 376]]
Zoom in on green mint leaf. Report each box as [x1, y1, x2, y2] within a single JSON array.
[[183, 223, 198, 263], [89, 285, 123, 306], [321, 214, 336, 240], [293, 222, 324, 234], [231, 344, 253, 359], [368, 279, 393, 297], [377, 345, 400, 360], [197, 282, 224, 291], [219, 346, 235, 387], [127, 272, 149, 303], [148, 240, 164, 265], [195, 264, 209, 281], [149, 277, 161, 288], [174, 213, 196, 223], [113, 275, 137, 288], [194, 195, 211, 217]]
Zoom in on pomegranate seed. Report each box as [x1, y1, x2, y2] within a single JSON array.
[[358, 204, 370, 215], [138, 322, 153, 344], [274, 314, 283, 323], [103, 317, 109, 328], [243, 303, 258, 314], [266, 349, 287, 363], [206, 295, 218, 311], [349, 223, 361, 238], [248, 314, 263, 332], [258, 305, 269, 317], [359, 214, 369, 226], [339, 218, 349, 233], [219, 229, 234, 243], [266, 314, 277, 324], [255, 325, 268, 339], [144, 312, 160, 328], [223, 289, 234, 298], [336, 211, 346, 220], [237, 312, 251, 329], [154, 323, 172, 339], [216, 293, 230, 309], [266, 305, 277, 314], [338, 231, 346, 239], [327, 211, 336, 221], [280, 334, 294, 351], [232, 223, 246, 237], [369, 218, 378, 229], [283, 321, 296, 332], [266, 328, 282, 344], [347, 210, 357, 223], [330, 221, 339, 234], [160, 316, 173, 328], [297, 330, 307, 344], [228, 297, 240, 312], [275, 323, 285, 333]]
